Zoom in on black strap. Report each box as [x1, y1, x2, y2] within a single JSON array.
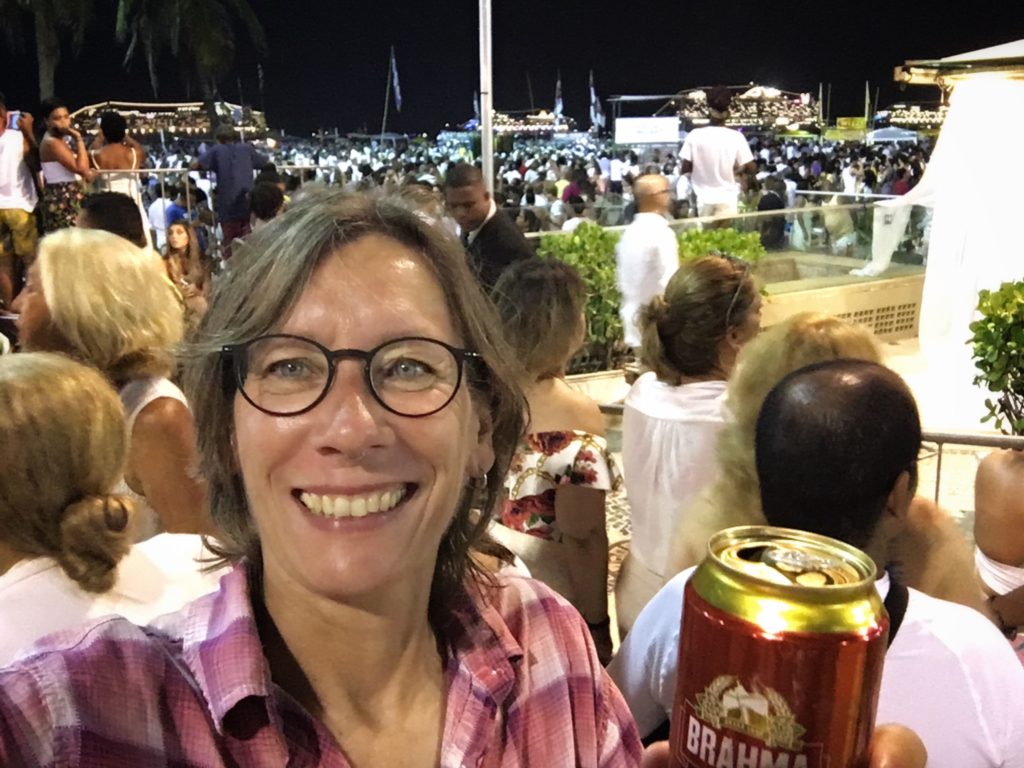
[[883, 571, 909, 649]]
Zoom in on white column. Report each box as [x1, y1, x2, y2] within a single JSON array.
[[478, 0, 494, 195]]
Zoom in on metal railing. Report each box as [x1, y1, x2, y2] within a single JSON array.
[[921, 431, 1024, 503], [596, 401, 1019, 505]]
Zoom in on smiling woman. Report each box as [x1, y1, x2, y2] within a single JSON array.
[[0, 190, 644, 767]]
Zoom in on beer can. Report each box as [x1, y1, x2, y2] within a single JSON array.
[[668, 525, 888, 768]]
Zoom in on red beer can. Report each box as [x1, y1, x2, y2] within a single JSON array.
[[668, 526, 888, 768]]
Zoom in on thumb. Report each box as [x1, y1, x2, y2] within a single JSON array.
[[867, 724, 928, 768], [641, 741, 671, 768]]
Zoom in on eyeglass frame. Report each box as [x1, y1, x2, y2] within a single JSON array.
[[221, 333, 483, 419]]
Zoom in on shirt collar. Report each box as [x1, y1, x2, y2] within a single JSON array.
[[444, 581, 523, 705], [177, 564, 524, 734], [467, 199, 498, 244], [178, 563, 275, 734]]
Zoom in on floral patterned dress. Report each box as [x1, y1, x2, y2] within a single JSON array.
[[501, 430, 621, 541]]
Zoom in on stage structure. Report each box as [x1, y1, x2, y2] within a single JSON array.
[[607, 84, 819, 133], [71, 101, 268, 138]]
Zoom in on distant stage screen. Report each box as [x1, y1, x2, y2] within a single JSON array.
[[614, 117, 680, 144]]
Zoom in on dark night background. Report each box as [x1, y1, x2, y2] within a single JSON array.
[[1, 1, 1022, 136]]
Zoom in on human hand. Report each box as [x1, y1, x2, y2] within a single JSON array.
[[639, 724, 926, 768], [16, 112, 33, 132]]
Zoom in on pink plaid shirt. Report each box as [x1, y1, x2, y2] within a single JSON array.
[[0, 564, 641, 766]]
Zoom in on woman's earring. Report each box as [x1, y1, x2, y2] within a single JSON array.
[[470, 472, 488, 491]]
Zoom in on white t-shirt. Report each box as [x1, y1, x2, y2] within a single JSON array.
[[608, 569, 1024, 768], [0, 534, 226, 665], [561, 216, 585, 233], [680, 126, 754, 206], [621, 374, 727, 576], [614, 213, 679, 348], [0, 129, 38, 212], [610, 158, 625, 183]]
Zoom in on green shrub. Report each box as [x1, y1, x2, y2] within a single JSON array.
[[536, 223, 626, 373], [969, 281, 1024, 434], [537, 224, 763, 373], [676, 227, 766, 263]]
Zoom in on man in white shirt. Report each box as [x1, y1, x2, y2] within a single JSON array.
[[614, 174, 678, 348], [609, 360, 1024, 767], [680, 86, 756, 221], [0, 95, 38, 308]]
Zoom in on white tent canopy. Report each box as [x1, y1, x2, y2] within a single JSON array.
[[941, 39, 1024, 63]]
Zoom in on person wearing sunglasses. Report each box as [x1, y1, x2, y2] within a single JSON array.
[[615, 254, 761, 636], [0, 190, 644, 765]]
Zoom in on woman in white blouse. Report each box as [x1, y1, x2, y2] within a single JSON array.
[[0, 353, 220, 665], [615, 255, 761, 634]]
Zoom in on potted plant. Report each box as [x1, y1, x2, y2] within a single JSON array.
[[970, 281, 1024, 435], [968, 280, 1024, 636]]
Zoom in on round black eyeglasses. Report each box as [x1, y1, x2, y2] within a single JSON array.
[[222, 334, 482, 418]]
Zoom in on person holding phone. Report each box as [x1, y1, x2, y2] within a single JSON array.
[[38, 96, 92, 232], [0, 92, 38, 308]]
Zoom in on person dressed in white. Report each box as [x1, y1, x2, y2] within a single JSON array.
[[0, 353, 223, 666], [609, 360, 1024, 768], [680, 86, 756, 219], [614, 174, 678, 348], [616, 256, 761, 634]]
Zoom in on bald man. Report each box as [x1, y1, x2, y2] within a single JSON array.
[[614, 174, 678, 348]]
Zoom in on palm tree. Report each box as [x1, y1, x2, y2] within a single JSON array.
[[0, 0, 93, 100], [116, 0, 265, 106]]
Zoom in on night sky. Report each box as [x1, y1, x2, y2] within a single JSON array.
[[1, 1, 1022, 137]]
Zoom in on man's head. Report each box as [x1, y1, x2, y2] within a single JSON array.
[[633, 174, 671, 215], [443, 163, 491, 233], [215, 124, 239, 144], [707, 86, 733, 120], [77, 192, 148, 249], [755, 359, 921, 553], [0, 92, 7, 126]]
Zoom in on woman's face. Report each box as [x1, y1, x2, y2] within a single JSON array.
[[232, 234, 494, 604], [12, 263, 64, 352], [167, 225, 189, 252], [45, 107, 71, 135]]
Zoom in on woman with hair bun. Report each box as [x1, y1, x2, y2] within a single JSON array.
[[0, 353, 220, 664], [615, 254, 760, 634]]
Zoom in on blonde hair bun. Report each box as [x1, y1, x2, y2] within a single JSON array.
[[56, 494, 134, 594]]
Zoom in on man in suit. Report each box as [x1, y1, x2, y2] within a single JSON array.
[[444, 163, 532, 290]]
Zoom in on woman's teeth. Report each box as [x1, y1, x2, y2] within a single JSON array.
[[299, 487, 406, 519]]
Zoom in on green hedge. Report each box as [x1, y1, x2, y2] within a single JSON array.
[[537, 223, 764, 374]]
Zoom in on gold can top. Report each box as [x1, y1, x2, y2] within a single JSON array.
[[692, 525, 885, 634]]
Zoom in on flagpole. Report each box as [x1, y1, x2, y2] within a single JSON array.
[[479, 0, 494, 195], [380, 48, 392, 141], [526, 72, 535, 111]]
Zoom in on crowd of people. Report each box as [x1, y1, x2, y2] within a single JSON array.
[[0, 84, 1016, 767]]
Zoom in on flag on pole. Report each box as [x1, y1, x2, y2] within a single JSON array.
[[473, 90, 481, 123], [588, 70, 605, 129], [391, 46, 402, 112], [553, 71, 563, 119], [257, 64, 264, 93]]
